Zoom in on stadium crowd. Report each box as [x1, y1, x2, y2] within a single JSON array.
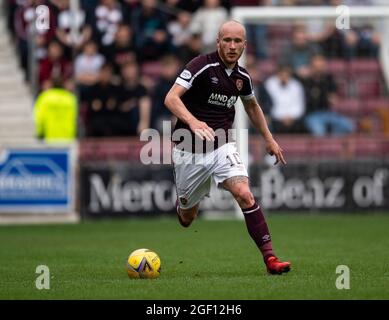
[[4, 0, 388, 140]]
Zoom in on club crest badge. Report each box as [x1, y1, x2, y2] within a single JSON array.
[[236, 79, 243, 91]]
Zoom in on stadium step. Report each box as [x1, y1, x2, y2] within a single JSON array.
[[0, 136, 40, 147], [0, 101, 33, 113], [0, 45, 17, 60], [0, 21, 9, 41], [0, 36, 12, 50], [0, 123, 35, 138], [0, 117, 34, 129], [0, 85, 31, 97], [0, 14, 35, 145], [0, 73, 25, 85], [0, 59, 19, 73]]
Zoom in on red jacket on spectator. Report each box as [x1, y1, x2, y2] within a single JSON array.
[[39, 56, 72, 85]]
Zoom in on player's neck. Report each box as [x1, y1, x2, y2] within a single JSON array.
[[222, 59, 236, 70], [217, 50, 236, 70], [224, 61, 236, 70]]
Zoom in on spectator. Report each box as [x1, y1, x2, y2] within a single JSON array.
[[151, 55, 180, 132], [39, 41, 72, 87], [102, 23, 137, 74], [177, 33, 203, 63], [121, 0, 140, 22], [304, 18, 341, 58], [80, 0, 100, 18], [55, 0, 92, 54], [13, 0, 57, 80], [83, 63, 121, 137], [34, 77, 78, 143], [131, 0, 171, 61], [343, 0, 381, 58], [163, 0, 202, 13], [74, 40, 105, 100], [189, 0, 228, 53], [265, 64, 306, 134], [302, 55, 355, 136], [321, 0, 381, 59], [167, 10, 192, 53], [280, 25, 321, 79], [35, 33, 50, 61], [303, 0, 348, 59], [117, 62, 152, 136], [93, 0, 123, 47]]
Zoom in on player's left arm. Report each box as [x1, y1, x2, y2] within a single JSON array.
[[242, 96, 286, 165]]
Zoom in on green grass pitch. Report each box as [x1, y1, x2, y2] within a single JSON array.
[[0, 214, 388, 299]]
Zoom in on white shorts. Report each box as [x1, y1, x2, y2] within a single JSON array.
[[172, 142, 248, 209]]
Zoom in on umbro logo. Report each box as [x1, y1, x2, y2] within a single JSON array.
[[211, 77, 219, 84], [262, 234, 271, 242]]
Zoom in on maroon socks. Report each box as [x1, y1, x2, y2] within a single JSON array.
[[242, 202, 275, 262]]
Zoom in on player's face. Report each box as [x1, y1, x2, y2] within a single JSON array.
[[217, 25, 246, 67]]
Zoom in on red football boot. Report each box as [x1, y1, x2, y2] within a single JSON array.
[[266, 256, 291, 275]]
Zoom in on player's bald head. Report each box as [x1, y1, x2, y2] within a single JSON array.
[[218, 20, 246, 40]]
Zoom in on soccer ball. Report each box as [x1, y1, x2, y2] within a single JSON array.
[[126, 248, 161, 279]]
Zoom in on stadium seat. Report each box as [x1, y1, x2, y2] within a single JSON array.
[[310, 137, 345, 157], [352, 137, 385, 157], [79, 138, 162, 163], [267, 25, 293, 38], [349, 58, 380, 75], [332, 98, 360, 116], [364, 98, 389, 113], [141, 61, 162, 80], [276, 136, 309, 158], [382, 140, 389, 154], [334, 77, 350, 97], [354, 79, 382, 98], [327, 59, 347, 74]]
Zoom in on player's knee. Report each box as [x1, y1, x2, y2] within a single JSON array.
[[234, 189, 254, 208]]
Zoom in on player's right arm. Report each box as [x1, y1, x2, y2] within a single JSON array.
[[164, 83, 215, 141]]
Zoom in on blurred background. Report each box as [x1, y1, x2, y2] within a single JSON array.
[[0, 0, 388, 223]]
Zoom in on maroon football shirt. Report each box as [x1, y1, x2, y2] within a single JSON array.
[[173, 51, 254, 152]]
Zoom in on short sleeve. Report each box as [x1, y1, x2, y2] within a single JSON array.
[[237, 67, 254, 100], [175, 55, 207, 90]]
